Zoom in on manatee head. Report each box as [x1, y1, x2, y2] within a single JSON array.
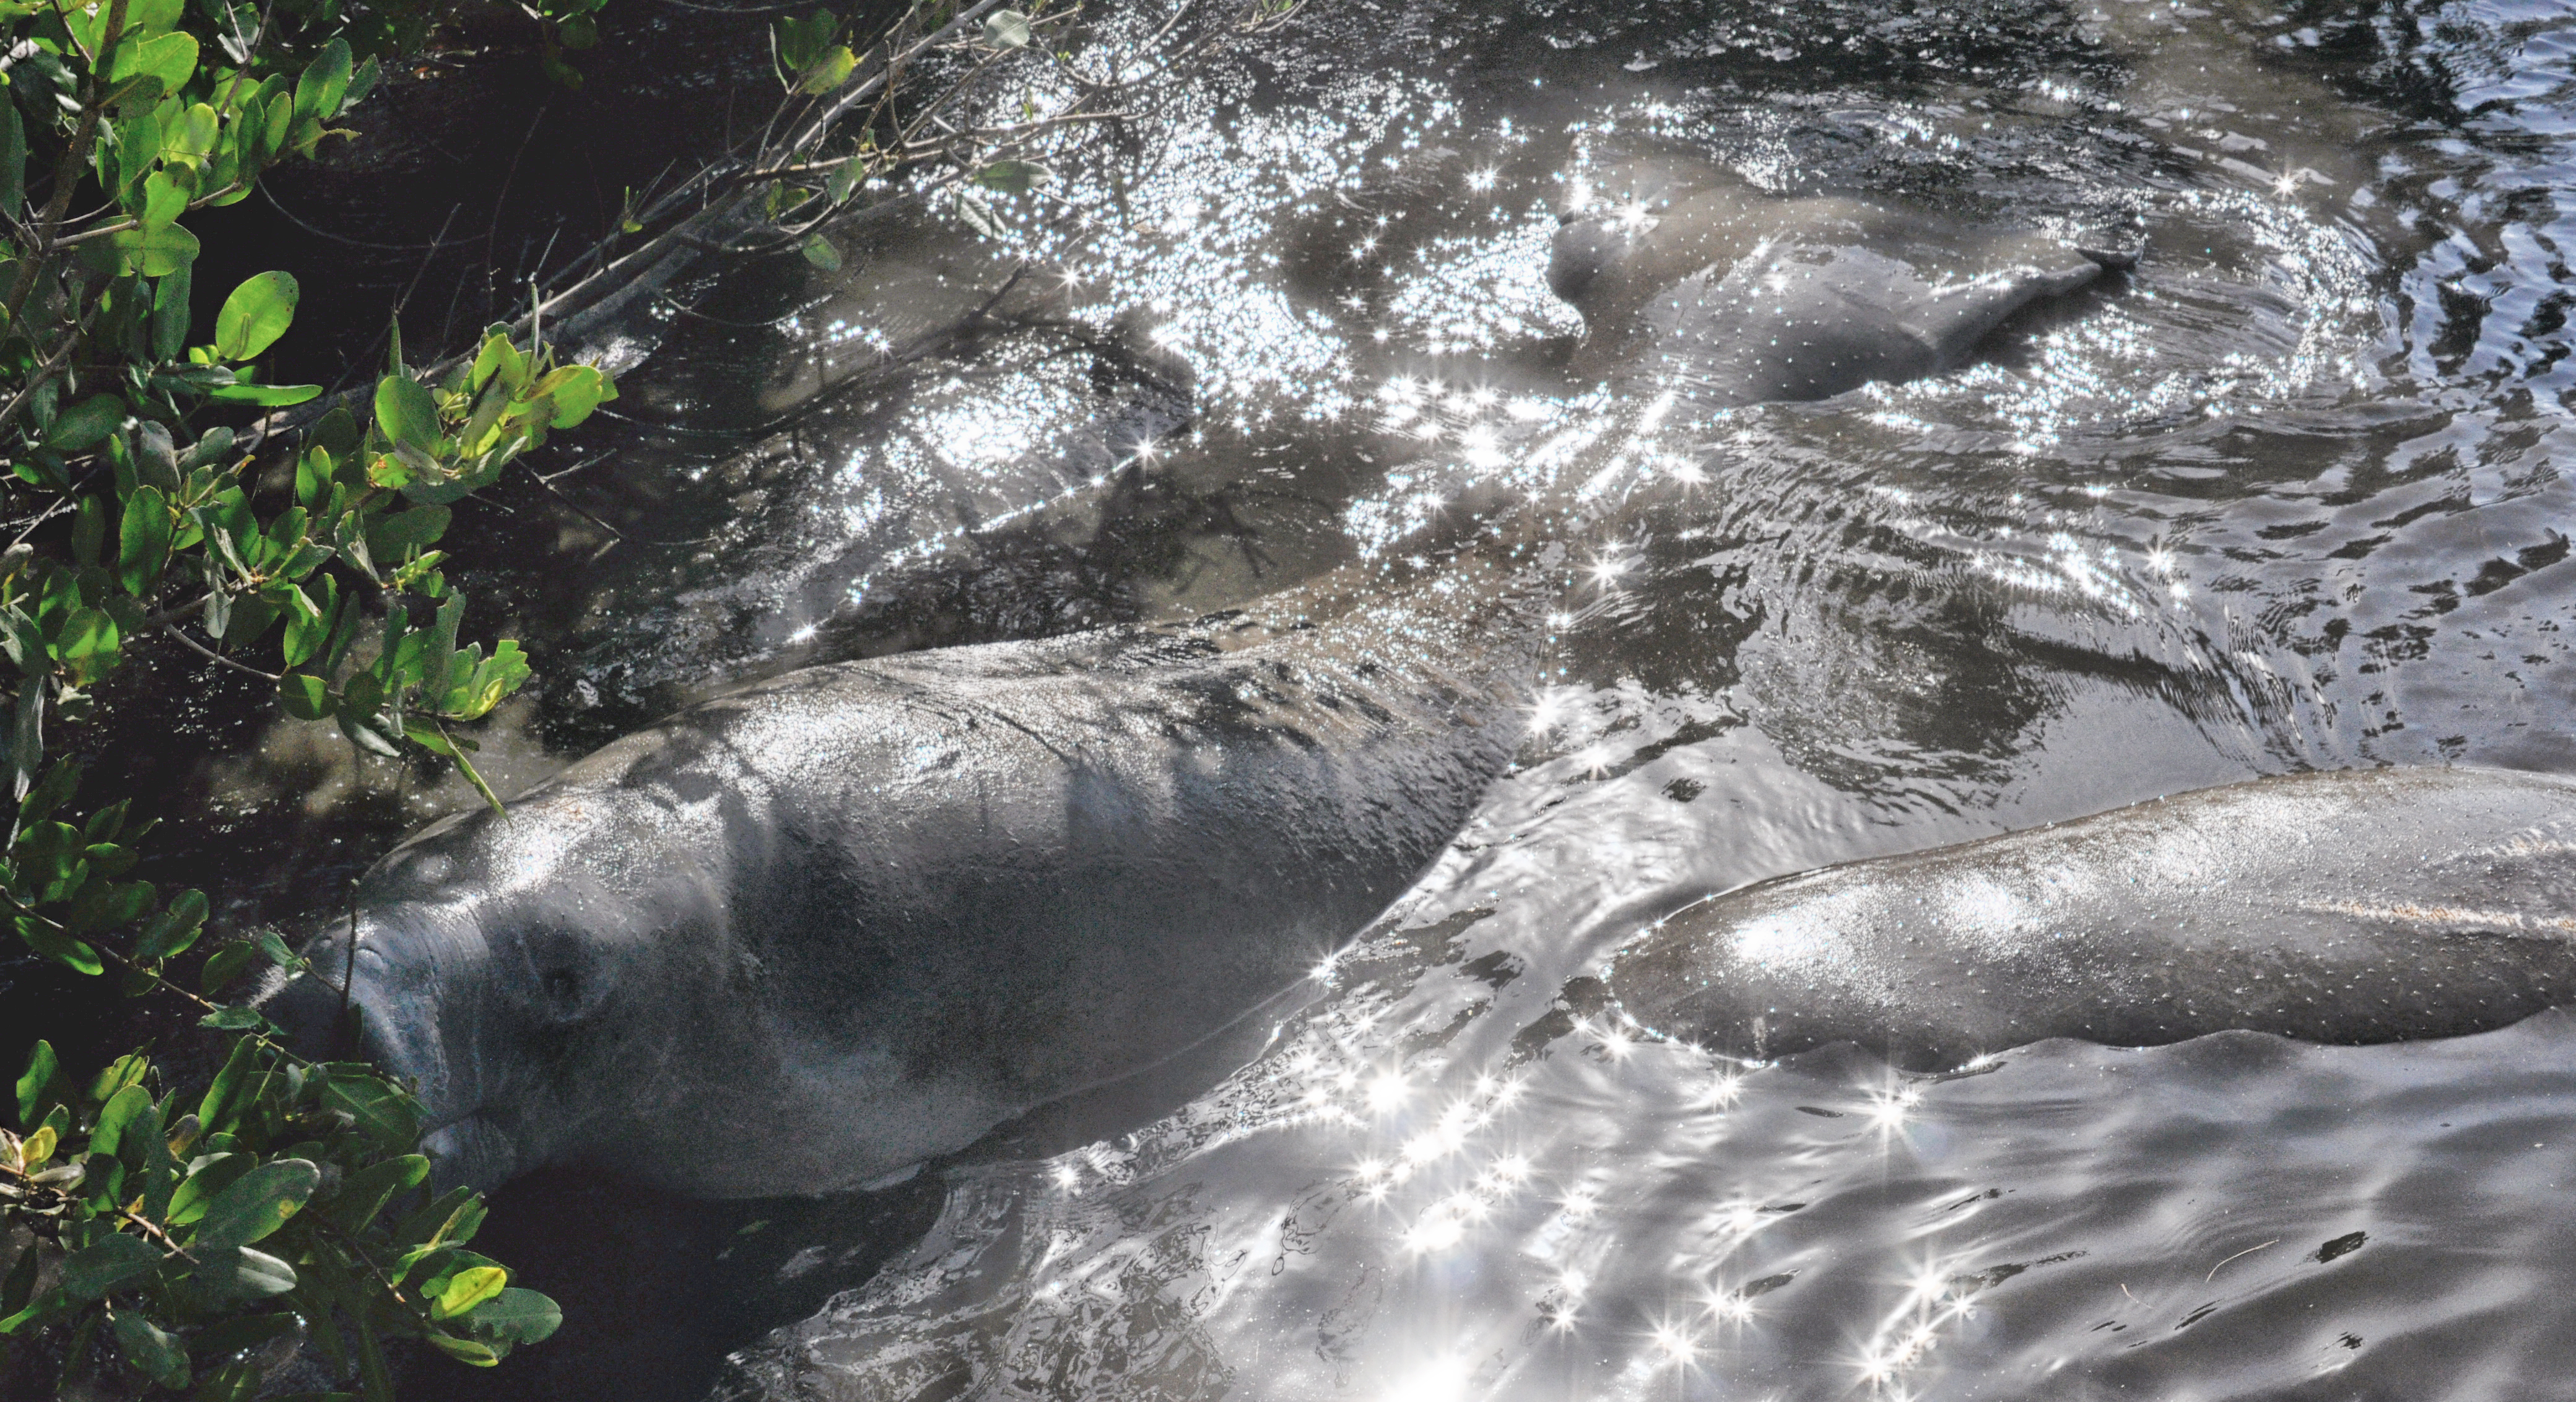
[[266, 773, 738, 1193], [1547, 209, 1645, 308]]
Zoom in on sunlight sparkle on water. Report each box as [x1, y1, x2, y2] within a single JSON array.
[[1367, 1069, 1410, 1113]]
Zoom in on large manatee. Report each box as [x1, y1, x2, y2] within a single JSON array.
[[268, 554, 1541, 1196], [1548, 165, 2131, 405], [1611, 766, 2576, 1069]]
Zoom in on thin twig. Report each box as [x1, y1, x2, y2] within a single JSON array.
[[336, 879, 359, 1058], [261, 183, 490, 251], [2207, 1240, 2278, 1282], [162, 623, 283, 681]]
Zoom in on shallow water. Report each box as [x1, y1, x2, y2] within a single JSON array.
[[10, 0, 2573, 1394], [530, 0, 2576, 1395]]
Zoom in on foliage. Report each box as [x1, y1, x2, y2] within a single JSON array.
[[4, 1024, 560, 1400], [0, 0, 1175, 1386], [0, 0, 625, 1390]]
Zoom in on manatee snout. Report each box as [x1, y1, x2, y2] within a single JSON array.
[[1546, 212, 1643, 307], [266, 905, 520, 1190]]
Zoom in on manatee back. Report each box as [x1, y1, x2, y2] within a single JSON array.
[[617, 588, 1535, 1191], [1628, 240, 2104, 407], [1612, 767, 2576, 1068]]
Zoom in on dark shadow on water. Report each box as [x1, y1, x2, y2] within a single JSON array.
[[399, 1168, 947, 1402], [401, 985, 1312, 1402]]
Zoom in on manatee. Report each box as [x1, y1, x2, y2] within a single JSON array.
[[1547, 167, 2132, 406], [265, 555, 1538, 1197], [1610, 766, 2576, 1069]]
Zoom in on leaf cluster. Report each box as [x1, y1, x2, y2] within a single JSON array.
[[0, 0, 629, 1394], [4, 1025, 559, 1401]]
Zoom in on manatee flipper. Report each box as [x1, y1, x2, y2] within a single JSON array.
[[1627, 237, 2110, 408], [1898, 246, 2108, 367], [1611, 767, 2576, 1069]]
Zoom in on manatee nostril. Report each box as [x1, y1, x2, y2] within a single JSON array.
[[542, 967, 580, 1013]]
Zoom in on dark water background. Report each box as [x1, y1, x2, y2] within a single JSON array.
[[11, 0, 2576, 1396]]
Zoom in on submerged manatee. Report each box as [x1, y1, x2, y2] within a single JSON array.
[[1611, 767, 2576, 1069], [268, 555, 1541, 1196], [1548, 171, 2130, 406]]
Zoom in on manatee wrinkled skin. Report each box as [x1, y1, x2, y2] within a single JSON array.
[[1547, 172, 2130, 406], [1612, 767, 2576, 1069], [269, 566, 1537, 1197]]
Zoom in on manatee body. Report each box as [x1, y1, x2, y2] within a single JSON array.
[[1611, 767, 2576, 1069], [1547, 170, 2128, 406], [270, 562, 1538, 1197]]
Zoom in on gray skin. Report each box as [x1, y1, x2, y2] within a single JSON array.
[[1547, 170, 2131, 406], [268, 555, 1543, 1197], [1611, 767, 2576, 1070]]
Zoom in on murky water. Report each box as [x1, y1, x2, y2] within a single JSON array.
[[498, 0, 2576, 1396], [9, 0, 2572, 1395]]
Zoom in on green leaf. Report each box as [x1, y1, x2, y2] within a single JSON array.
[[138, 169, 187, 232], [107, 30, 198, 100], [169, 1152, 251, 1226], [339, 707, 404, 758], [983, 9, 1031, 46], [111, 1310, 189, 1389], [324, 1154, 429, 1234], [252, 926, 295, 967], [201, 938, 256, 990], [370, 503, 451, 558], [469, 1287, 564, 1345], [71, 494, 105, 567], [531, 365, 613, 428], [214, 271, 299, 361], [121, 0, 188, 39], [469, 333, 528, 394], [164, 102, 220, 166], [293, 38, 352, 123], [189, 1157, 320, 1250], [318, 1073, 420, 1154], [90, 1082, 152, 1159], [10, 680, 45, 799], [87, 1048, 147, 1102], [973, 159, 1050, 195], [152, 263, 193, 361], [373, 374, 439, 450], [198, 1004, 265, 1031], [17, 916, 103, 976], [61, 1233, 162, 1299], [197, 1245, 297, 1299], [348, 54, 381, 108], [800, 233, 842, 271], [773, 9, 837, 70], [796, 43, 855, 93], [195, 1037, 258, 1130], [282, 577, 335, 664], [204, 382, 321, 407], [56, 606, 121, 687], [0, 101, 24, 224], [277, 671, 335, 720], [108, 220, 199, 278], [13, 1039, 59, 1129], [814, 160, 863, 212], [431, 1265, 507, 1319], [425, 1334, 500, 1367], [393, 1186, 484, 1250], [117, 486, 172, 596], [0, 606, 38, 674], [134, 887, 208, 962], [65, 877, 152, 936], [43, 394, 126, 452]]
